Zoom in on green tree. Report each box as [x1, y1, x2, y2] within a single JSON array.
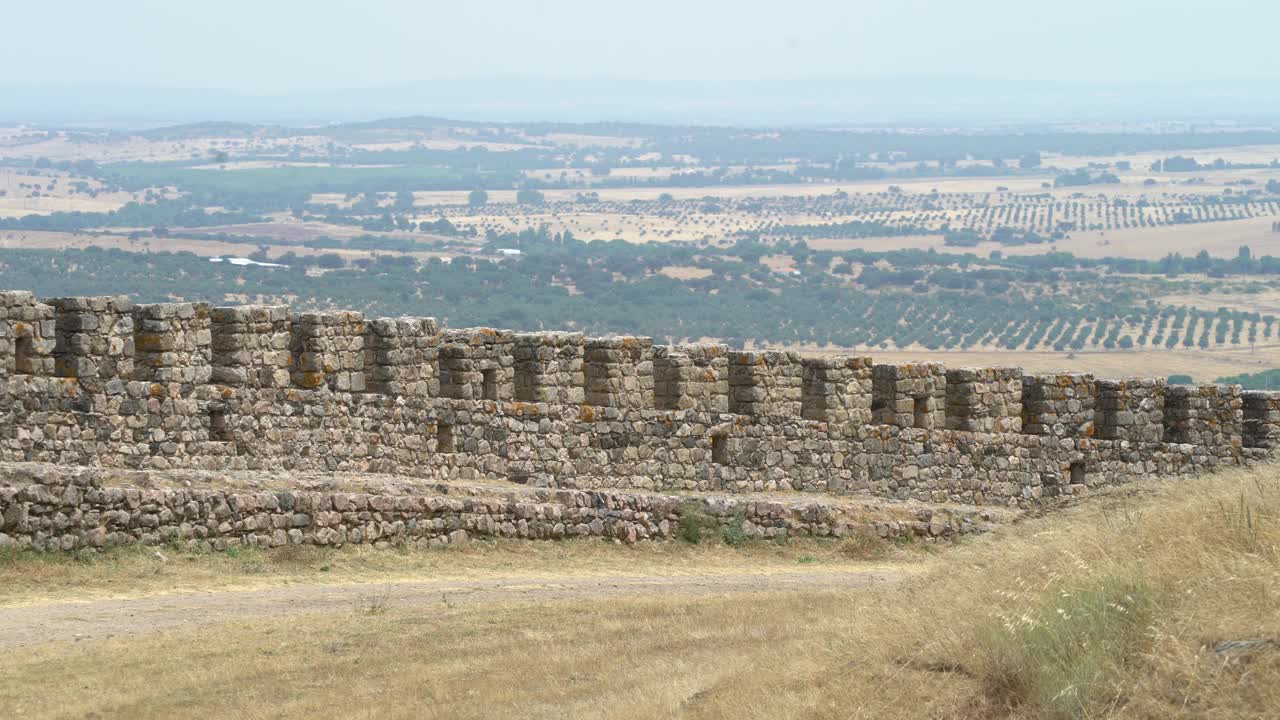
[[468, 189, 489, 207], [516, 188, 545, 205]]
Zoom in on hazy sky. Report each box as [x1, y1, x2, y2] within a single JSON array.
[[5, 0, 1277, 91]]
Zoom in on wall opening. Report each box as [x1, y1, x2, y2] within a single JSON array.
[[711, 435, 728, 465], [800, 368, 824, 421], [14, 335, 37, 375], [209, 408, 233, 442], [913, 396, 931, 428], [1069, 461, 1086, 486], [481, 368, 499, 401], [437, 422, 456, 453]]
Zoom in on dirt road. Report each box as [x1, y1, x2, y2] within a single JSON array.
[[0, 569, 901, 648]]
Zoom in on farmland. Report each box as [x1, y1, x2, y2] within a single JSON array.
[[3, 117, 1280, 382]]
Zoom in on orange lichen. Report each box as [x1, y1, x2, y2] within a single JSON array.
[[296, 372, 326, 389]]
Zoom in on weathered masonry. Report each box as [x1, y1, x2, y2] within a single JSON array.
[[0, 290, 1273, 514]]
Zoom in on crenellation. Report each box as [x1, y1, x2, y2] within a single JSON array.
[[438, 328, 515, 401], [654, 343, 729, 412], [584, 336, 654, 408], [1021, 373, 1096, 437], [1243, 390, 1280, 449], [728, 350, 802, 417], [209, 305, 292, 388], [801, 355, 873, 423], [945, 367, 1023, 433], [871, 363, 945, 429], [1096, 377, 1166, 443], [0, 292, 1273, 533], [513, 331, 585, 404], [363, 317, 440, 397], [132, 302, 212, 386], [0, 291, 55, 377], [289, 310, 366, 392], [1164, 384, 1242, 447], [47, 295, 136, 385]]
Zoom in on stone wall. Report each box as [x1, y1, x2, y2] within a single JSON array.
[[654, 343, 728, 412], [209, 305, 291, 388], [1022, 372, 1096, 437], [728, 350, 802, 418], [439, 329, 515, 401], [1243, 390, 1280, 449], [49, 295, 134, 385], [363, 317, 439, 397], [1097, 378, 1166, 443], [290, 310, 366, 392], [0, 464, 1005, 551], [802, 356, 873, 424], [584, 336, 653, 408], [872, 362, 946, 429], [0, 291, 1272, 520], [1164, 384, 1242, 447], [133, 302, 212, 387], [514, 332, 584, 404], [946, 367, 1023, 433], [0, 291, 55, 378]]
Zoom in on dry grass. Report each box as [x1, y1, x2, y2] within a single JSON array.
[[2, 463, 1278, 718], [0, 535, 912, 608]]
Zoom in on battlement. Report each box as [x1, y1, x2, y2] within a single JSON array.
[[0, 291, 1269, 512]]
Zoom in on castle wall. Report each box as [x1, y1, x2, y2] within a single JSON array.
[[363, 317, 439, 397], [584, 336, 653, 408], [290, 310, 366, 392], [514, 332, 584, 404], [209, 305, 292, 388], [1096, 378, 1167, 443], [132, 302, 212, 386], [0, 292, 1270, 519], [654, 343, 728, 412], [872, 362, 946, 429], [1243, 390, 1280, 449], [0, 291, 55, 378], [48, 295, 135, 386], [438, 328, 515, 401], [1021, 372, 1096, 437], [1164, 384, 1242, 447], [801, 356, 873, 424], [728, 350, 802, 418], [945, 367, 1022, 433]]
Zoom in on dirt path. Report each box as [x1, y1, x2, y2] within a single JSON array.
[[0, 569, 902, 648]]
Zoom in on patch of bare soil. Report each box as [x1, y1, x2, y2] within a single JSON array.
[[0, 568, 902, 648]]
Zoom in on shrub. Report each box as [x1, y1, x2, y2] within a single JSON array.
[[676, 501, 716, 544], [720, 512, 748, 547]]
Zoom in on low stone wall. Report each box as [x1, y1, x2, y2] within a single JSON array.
[[0, 464, 1003, 551]]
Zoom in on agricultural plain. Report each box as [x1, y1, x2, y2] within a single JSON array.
[[3, 119, 1280, 385]]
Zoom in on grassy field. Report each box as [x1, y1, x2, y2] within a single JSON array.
[[104, 162, 461, 195], [0, 168, 143, 217], [0, 536, 911, 608], [2, 464, 1277, 718]]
